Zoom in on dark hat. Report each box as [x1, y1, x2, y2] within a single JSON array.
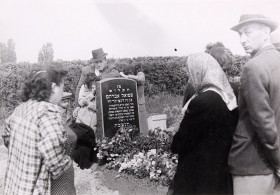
[[91, 48, 108, 62], [62, 92, 72, 100], [231, 14, 278, 32]]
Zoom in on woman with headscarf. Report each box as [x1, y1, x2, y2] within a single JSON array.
[[170, 53, 238, 194]]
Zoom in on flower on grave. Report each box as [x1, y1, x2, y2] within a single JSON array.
[[95, 126, 178, 186]]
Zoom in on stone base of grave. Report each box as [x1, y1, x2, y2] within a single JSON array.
[[147, 114, 167, 131], [94, 166, 168, 195]]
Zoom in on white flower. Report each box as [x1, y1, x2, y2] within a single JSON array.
[[149, 171, 156, 179], [138, 152, 144, 158], [157, 169, 162, 174], [150, 149, 156, 155]]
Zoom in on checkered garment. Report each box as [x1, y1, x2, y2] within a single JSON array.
[[2, 100, 72, 195]]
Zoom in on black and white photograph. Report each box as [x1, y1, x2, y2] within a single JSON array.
[[1, 0, 280, 194]]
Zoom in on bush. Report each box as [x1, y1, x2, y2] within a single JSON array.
[[0, 57, 187, 115], [0, 55, 246, 117]]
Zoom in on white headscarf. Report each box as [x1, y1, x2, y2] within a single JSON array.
[[183, 53, 237, 112]]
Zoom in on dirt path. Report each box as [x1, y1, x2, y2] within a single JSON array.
[[0, 145, 118, 195]]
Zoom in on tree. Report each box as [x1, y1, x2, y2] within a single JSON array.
[[38, 43, 54, 63], [0, 39, 17, 64]]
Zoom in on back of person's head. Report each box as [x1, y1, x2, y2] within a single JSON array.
[[208, 46, 233, 71], [21, 62, 68, 102], [84, 72, 99, 88], [133, 63, 143, 75]]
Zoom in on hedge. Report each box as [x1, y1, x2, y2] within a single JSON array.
[[0, 56, 247, 115]]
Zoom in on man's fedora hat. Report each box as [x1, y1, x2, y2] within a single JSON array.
[[91, 48, 108, 62], [231, 14, 278, 32]]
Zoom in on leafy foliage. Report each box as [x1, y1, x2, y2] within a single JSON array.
[[0, 55, 247, 117], [96, 126, 178, 186]]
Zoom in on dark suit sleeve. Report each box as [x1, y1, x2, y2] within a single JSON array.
[[241, 63, 280, 169], [171, 92, 216, 155], [75, 68, 87, 106]]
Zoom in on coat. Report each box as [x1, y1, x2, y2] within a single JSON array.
[[228, 45, 280, 175], [69, 122, 98, 169], [171, 91, 238, 195]]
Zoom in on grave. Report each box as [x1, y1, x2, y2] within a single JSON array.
[[96, 78, 140, 139], [147, 114, 167, 131]]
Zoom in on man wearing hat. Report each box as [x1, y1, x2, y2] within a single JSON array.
[[228, 14, 280, 194], [74, 48, 119, 106]]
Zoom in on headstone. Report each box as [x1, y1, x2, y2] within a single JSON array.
[[96, 78, 140, 139], [147, 114, 167, 131]]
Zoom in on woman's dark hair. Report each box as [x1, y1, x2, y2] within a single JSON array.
[[21, 63, 68, 102], [133, 63, 143, 75], [208, 46, 233, 70], [84, 72, 100, 89]]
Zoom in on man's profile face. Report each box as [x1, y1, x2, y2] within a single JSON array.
[[238, 23, 268, 55], [96, 59, 106, 71]]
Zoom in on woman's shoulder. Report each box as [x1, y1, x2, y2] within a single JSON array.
[[137, 71, 145, 75], [189, 91, 226, 111], [193, 90, 223, 104], [36, 101, 60, 114]]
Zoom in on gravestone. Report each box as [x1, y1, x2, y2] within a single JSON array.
[[96, 78, 140, 139]]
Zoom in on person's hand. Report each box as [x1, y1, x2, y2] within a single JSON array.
[[88, 102, 96, 111], [120, 72, 128, 78]]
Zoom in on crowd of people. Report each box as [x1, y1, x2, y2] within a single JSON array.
[[2, 13, 280, 195]]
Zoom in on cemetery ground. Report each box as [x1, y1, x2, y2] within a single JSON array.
[[0, 93, 183, 194]]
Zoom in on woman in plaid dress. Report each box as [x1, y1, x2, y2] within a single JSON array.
[[2, 64, 72, 195]]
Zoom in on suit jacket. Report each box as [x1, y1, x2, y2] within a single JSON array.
[[228, 45, 280, 175]]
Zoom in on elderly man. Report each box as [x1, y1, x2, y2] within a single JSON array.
[[228, 14, 280, 194], [271, 31, 280, 51], [74, 48, 119, 106]]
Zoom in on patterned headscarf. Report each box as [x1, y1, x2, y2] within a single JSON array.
[[186, 53, 237, 111]]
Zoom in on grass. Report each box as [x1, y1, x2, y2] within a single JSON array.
[[145, 93, 183, 127], [0, 93, 184, 145], [0, 105, 8, 146]]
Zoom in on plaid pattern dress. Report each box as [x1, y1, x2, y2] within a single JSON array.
[[3, 100, 72, 195], [51, 126, 77, 195]]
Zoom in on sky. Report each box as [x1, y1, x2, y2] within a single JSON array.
[[0, 0, 280, 62]]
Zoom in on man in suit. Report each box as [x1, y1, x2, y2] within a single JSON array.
[[271, 31, 280, 51], [228, 14, 280, 194], [74, 48, 119, 106]]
